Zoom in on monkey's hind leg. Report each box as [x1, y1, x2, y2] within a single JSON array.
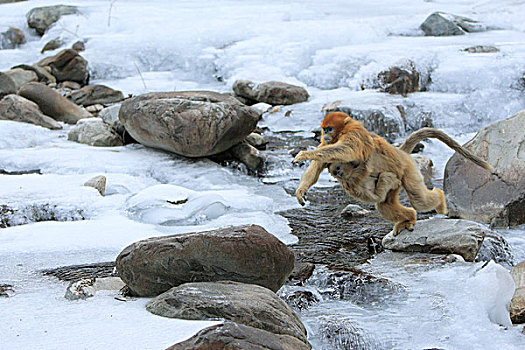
[[376, 187, 417, 236], [402, 166, 446, 214], [374, 172, 401, 203]]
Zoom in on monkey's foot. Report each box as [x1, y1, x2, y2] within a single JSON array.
[[392, 220, 415, 236]]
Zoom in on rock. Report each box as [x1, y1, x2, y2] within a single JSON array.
[[377, 63, 420, 96], [233, 80, 309, 105], [317, 316, 381, 350], [410, 153, 433, 188], [229, 141, 264, 171], [444, 110, 525, 227], [288, 262, 315, 284], [37, 49, 89, 85], [510, 261, 525, 324], [0, 284, 14, 298], [335, 106, 404, 142], [1, 27, 26, 49], [0, 94, 62, 130], [146, 281, 308, 344], [66, 84, 124, 106], [382, 218, 486, 262], [85, 104, 104, 115], [64, 278, 96, 300], [463, 45, 499, 53], [92, 277, 125, 291], [99, 104, 124, 135], [167, 321, 311, 350], [341, 204, 370, 218], [11, 64, 56, 85], [116, 224, 295, 297], [279, 288, 320, 311], [68, 118, 124, 147], [420, 12, 485, 36], [119, 91, 259, 157], [475, 230, 514, 269], [0, 72, 16, 99], [26, 5, 79, 36], [40, 37, 64, 53], [246, 132, 267, 149], [58, 81, 81, 90], [84, 175, 106, 195], [72, 40, 85, 52], [2, 68, 38, 89], [18, 82, 92, 124]]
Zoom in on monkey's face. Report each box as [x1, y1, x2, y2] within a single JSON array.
[[321, 112, 355, 144]]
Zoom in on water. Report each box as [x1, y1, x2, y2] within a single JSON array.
[[1, 0, 525, 349]]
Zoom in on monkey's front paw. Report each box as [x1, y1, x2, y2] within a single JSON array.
[[292, 151, 308, 164]]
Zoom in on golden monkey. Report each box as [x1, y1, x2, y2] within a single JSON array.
[[293, 112, 494, 235]]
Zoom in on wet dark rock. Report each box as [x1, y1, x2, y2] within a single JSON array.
[[147, 281, 309, 344], [0, 284, 14, 297], [444, 110, 525, 227], [1, 27, 26, 49], [233, 80, 309, 106], [0, 94, 62, 130], [279, 287, 320, 311], [41, 261, 116, 281], [26, 5, 79, 36], [0, 169, 41, 175], [18, 82, 92, 123], [288, 262, 315, 284], [377, 63, 420, 96], [71, 40, 85, 52], [119, 91, 259, 157], [36, 49, 89, 85], [167, 321, 311, 350], [116, 224, 295, 297], [475, 230, 514, 269], [66, 84, 125, 106]]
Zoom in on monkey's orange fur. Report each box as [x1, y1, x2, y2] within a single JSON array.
[[293, 112, 493, 235]]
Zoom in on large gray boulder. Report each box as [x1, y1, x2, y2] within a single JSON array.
[[444, 110, 525, 227], [382, 218, 487, 262], [420, 12, 486, 36], [0, 27, 26, 49], [167, 321, 311, 350], [119, 91, 259, 157], [26, 5, 79, 36], [66, 85, 124, 106], [36, 49, 89, 85], [0, 94, 62, 130], [18, 82, 92, 124], [116, 225, 295, 297], [67, 118, 123, 147], [146, 281, 308, 344], [233, 80, 309, 105], [510, 261, 525, 324]]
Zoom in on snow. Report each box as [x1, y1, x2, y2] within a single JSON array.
[[2, 0, 525, 348]]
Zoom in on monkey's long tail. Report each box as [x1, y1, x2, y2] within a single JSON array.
[[399, 127, 494, 172]]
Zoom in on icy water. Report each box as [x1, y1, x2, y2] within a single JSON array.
[[1, 0, 525, 349]]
